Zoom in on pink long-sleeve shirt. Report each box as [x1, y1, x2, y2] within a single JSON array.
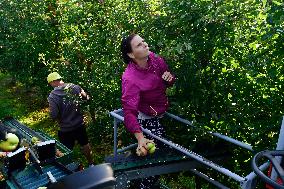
[[121, 52, 175, 133]]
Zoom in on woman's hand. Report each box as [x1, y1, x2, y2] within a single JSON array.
[[162, 71, 173, 82], [134, 132, 153, 156]]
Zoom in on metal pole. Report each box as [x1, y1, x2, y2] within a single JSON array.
[[113, 118, 118, 157], [112, 108, 123, 114], [142, 128, 245, 182], [165, 112, 253, 151], [109, 110, 246, 183], [190, 169, 230, 189], [109, 110, 124, 157], [117, 143, 138, 154], [241, 162, 269, 189], [271, 116, 284, 180], [109, 111, 124, 122], [209, 132, 253, 151]]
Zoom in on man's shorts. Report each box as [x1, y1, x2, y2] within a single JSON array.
[[58, 126, 89, 150]]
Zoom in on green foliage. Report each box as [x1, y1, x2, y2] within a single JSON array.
[[0, 73, 40, 119], [1, 0, 284, 186], [160, 173, 196, 189]]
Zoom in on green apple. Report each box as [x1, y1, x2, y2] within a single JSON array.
[[0, 133, 19, 151], [147, 142, 156, 154], [7, 133, 19, 144], [147, 142, 154, 149], [31, 136, 40, 144], [148, 146, 156, 154]]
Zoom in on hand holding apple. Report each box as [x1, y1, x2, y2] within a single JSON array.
[[135, 134, 149, 156], [134, 133, 156, 156], [136, 140, 156, 156], [136, 146, 148, 156]]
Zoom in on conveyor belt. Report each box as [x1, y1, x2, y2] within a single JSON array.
[[6, 163, 78, 189], [106, 146, 230, 189], [1, 118, 73, 165], [105, 148, 188, 171], [106, 139, 232, 171], [2, 118, 46, 142]]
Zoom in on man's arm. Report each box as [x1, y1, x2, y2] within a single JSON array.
[[48, 98, 59, 120], [72, 85, 90, 100], [80, 88, 90, 100]]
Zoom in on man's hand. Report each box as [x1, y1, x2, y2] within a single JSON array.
[[80, 89, 90, 100], [162, 71, 173, 82]]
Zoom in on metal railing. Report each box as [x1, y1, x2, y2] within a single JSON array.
[[109, 109, 274, 189]]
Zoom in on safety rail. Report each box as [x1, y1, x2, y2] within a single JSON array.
[[109, 109, 272, 189]]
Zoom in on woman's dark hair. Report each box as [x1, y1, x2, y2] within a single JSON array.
[[121, 34, 137, 64]]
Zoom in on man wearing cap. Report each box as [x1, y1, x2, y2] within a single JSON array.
[[47, 72, 93, 165]]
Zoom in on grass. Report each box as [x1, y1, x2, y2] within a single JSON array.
[[0, 73, 56, 135], [0, 74, 28, 119]]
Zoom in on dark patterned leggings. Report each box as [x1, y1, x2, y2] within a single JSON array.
[[135, 117, 166, 189]]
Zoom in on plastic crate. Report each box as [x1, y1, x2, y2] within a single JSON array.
[[35, 131, 73, 165]]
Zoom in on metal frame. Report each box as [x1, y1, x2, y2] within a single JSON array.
[[115, 159, 202, 189], [270, 116, 284, 181], [109, 109, 280, 189]]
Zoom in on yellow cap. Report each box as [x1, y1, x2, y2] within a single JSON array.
[[47, 72, 62, 83]]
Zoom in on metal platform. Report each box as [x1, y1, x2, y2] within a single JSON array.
[[106, 147, 230, 188], [1, 118, 73, 164], [0, 118, 116, 189], [108, 109, 272, 189], [6, 163, 76, 189]]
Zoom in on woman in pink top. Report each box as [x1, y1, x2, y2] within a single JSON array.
[[121, 34, 175, 188]]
